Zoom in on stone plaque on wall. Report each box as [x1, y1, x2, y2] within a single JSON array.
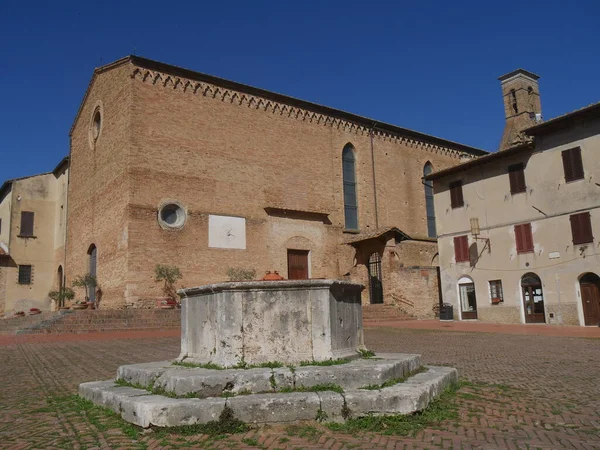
[[208, 215, 246, 249]]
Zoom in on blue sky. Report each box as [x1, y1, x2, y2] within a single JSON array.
[[1, 0, 599, 182]]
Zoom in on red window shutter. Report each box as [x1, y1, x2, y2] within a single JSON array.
[[450, 181, 464, 208], [454, 236, 469, 262], [563, 147, 584, 182], [508, 164, 526, 194], [571, 212, 593, 244], [515, 224, 533, 253], [570, 214, 581, 244], [562, 149, 574, 181], [571, 148, 584, 180], [20, 211, 34, 237], [524, 223, 533, 252], [514, 225, 522, 253]]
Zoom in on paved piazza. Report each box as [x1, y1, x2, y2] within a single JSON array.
[[1, 326, 599, 449]]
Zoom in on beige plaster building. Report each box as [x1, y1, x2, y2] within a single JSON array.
[[427, 70, 600, 326], [62, 55, 486, 314], [0, 158, 69, 315]]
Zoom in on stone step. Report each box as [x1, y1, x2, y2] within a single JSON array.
[[14, 309, 181, 335], [116, 353, 422, 397], [0, 312, 63, 335], [79, 364, 457, 428]]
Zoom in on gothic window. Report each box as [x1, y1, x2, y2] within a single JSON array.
[[342, 144, 358, 230], [423, 163, 436, 238]]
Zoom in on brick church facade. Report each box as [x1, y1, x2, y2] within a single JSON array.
[[1, 56, 486, 316]]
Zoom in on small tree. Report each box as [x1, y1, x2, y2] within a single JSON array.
[[48, 287, 75, 308], [226, 267, 256, 282], [72, 274, 98, 302], [155, 264, 182, 302]]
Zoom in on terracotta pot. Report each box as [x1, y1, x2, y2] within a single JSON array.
[[72, 304, 88, 310]]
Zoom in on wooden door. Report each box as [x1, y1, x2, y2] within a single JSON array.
[[581, 283, 600, 326], [459, 282, 478, 319], [287, 250, 309, 280], [522, 285, 545, 323]]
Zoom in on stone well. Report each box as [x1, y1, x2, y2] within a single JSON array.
[[79, 279, 458, 428], [178, 279, 365, 366]]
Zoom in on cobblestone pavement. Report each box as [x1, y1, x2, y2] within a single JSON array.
[[1, 327, 599, 449]]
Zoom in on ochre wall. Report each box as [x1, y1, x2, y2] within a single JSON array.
[[67, 60, 476, 307]]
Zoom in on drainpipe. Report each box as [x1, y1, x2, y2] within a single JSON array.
[[370, 123, 379, 230]]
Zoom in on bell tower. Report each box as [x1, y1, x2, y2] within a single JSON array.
[[498, 69, 542, 150]]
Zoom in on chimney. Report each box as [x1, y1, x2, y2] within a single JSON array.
[[498, 69, 542, 151]]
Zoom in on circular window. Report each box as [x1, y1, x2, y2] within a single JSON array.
[[158, 203, 186, 229], [92, 110, 101, 141]]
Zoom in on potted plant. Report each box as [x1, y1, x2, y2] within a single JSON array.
[[48, 287, 75, 310], [72, 274, 98, 309], [14, 311, 25, 317], [29, 308, 41, 315], [154, 264, 182, 309]]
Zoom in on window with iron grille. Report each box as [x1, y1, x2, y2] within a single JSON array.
[[18, 265, 32, 285], [570, 212, 593, 245], [489, 280, 503, 303], [20, 211, 34, 237], [514, 223, 534, 254], [454, 235, 469, 262], [449, 180, 464, 209], [508, 163, 526, 194], [562, 147, 584, 182]]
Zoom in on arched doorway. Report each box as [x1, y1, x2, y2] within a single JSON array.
[[367, 253, 383, 304], [88, 244, 97, 303], [579, 273, 600, 326], [458, 276, 477, 319], [57, 265, 64, 308], [522, 273, 545, 323]]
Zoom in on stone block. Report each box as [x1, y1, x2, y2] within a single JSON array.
[[116, 361, 172, 387], [226, 392, 321, 424], [179, 280, 364, 366], [155, 367, 274, 397]]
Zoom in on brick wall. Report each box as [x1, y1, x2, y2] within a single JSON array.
[[67, 59, 476, 307]]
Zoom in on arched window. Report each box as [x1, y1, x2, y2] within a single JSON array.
[[423, 163, 436, 238], [342, 144, 358, 230]]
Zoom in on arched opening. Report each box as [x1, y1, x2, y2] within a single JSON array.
[[367, 252, 383, 304], [423, 163, 436, 238], [458, 276, 477, 319], [579, 273, 600, 326], [521, 273, 545, 323], [88, 244, 97, 303], [57, 265, 64, 308], [342, 144, 358, 231]]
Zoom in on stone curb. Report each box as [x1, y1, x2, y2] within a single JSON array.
[[79, 365, 457, 428], [115, 354, 422, 397]]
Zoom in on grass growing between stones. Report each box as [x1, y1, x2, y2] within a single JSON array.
[[359, 366, 428, 390], [279, 383, 345, 394], [326, 382, 460, 436], [173, 360, 285, 370]]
